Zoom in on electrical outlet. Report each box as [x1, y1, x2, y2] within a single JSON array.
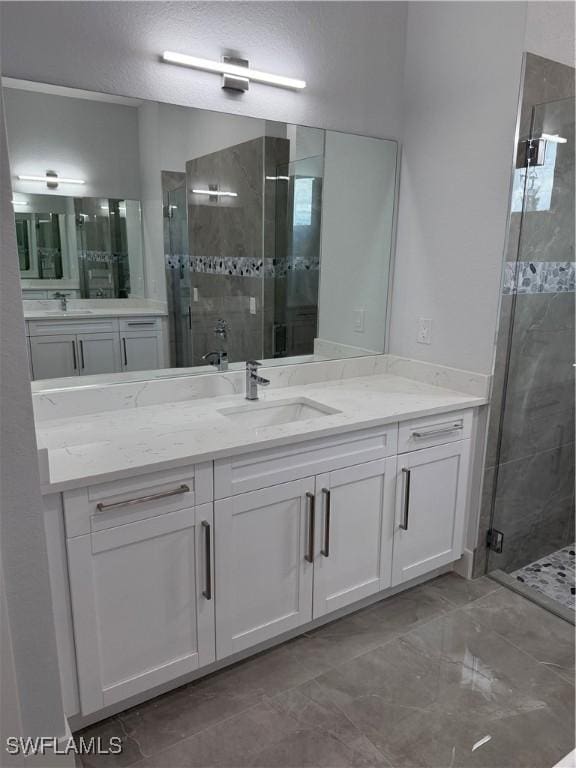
[[353, 308, 365, 333], [249, 297, 257, 315], [417, 317, 432, 345]]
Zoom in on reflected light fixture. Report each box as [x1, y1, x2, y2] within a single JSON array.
[[161, 51, 306, 92], [18, 171, 86, 187], [11, 199, 28, 205], [192, 189, 238, 198], [540, 133, 567, 144]]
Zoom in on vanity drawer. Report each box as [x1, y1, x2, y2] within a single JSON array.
[[28, 318, 119, 336], [397, 409, 472, 454], [214, 426, 397, 499], [119, 316, 161, 332], [63, 463, 213, 537]]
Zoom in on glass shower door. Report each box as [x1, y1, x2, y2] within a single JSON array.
[[487, 97, 575, 581]]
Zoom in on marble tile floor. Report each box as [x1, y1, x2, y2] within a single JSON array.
[[512, 544, 576, 611], [77, 573, 575, 768]]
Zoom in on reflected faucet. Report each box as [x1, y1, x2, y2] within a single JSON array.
[[203, 350, 229, 371], [53, 292, 69, 311], [246, 361, 270, 401]]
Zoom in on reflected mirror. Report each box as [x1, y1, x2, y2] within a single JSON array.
[[4, 80, 399, 382]]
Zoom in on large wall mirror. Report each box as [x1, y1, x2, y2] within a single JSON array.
[[4, 79, 399, 383]]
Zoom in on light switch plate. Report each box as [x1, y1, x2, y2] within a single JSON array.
[[417, 317, 432, 345], [193, 287, 199, 302], [249, 297, 257, 315], [353, 308, 365, 333]]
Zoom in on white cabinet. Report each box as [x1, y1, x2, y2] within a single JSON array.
[[391, 440, 470, 585], [67, 502, 215, 714], [121, 331, 162, 372], [30, 334, 79, 379], [313, 458, 396, 618], [214, 458, 397, 659], [77, 333, 121, 375], [214, 479, 315, 659]]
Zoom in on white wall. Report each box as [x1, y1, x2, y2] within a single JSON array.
[[4, 87, 141, 199], [525, 1, 575, 67], [318, 131, 398, 352], [389, 1, 527, 374], [0, 1, 407, 140], [0, 40, 69, 747]]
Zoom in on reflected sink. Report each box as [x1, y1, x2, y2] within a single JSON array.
[[218, 397, 341, 429], [39, 310, 95, 316]]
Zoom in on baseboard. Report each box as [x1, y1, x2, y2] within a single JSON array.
[[453, 548, 475, 579]]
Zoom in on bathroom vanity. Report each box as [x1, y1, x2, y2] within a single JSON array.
[[35, 357, 488, 727], [24, 310, 168, 380]]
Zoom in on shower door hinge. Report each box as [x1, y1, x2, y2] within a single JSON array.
[[516, 138, 546, 168], [486, 528, 504, 553]]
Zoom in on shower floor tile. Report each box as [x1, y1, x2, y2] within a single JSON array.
[[512, 544, 575, 611]]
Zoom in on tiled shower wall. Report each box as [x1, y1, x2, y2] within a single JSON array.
[[473, 54, 575, 576], [186, 137, 289, 365]]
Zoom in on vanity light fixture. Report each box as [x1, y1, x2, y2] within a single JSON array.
[[17, 171, 86, 188], [540, 133, 567, 144], [11, 199, 28, 205], [161, 51, 306, 92], [266, 175, 290, 182], [192, 189, 238, 198]]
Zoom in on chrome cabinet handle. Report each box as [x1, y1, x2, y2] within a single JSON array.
[[127, 321, 156, 326], [79, 339, 85, 369], [72, 340, 77, 370], [95, 484, 190, 511], [411, 422, 462, 439], [321, 488, 331, 557], [122, 337, 128, 366], [202, 521, 212, 600], [400, 468, 411, 530], [305, 492, 315, 563]]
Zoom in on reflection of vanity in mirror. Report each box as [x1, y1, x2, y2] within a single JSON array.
[[4, 80, 398, 382]]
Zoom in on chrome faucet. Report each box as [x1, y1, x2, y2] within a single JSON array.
[[246, 361, 270, 401], [203, 350, 229, 371], [53, 292, 69, 311]]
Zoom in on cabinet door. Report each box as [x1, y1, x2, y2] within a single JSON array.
[[29, 334, 79, 380], [215, 479, 314, 659], [121, 331, 161, 372], [77, 332, 121, 376], [67, 503, 215, 715], [313, 458, 396, 619], [392, 440, 470, 585]]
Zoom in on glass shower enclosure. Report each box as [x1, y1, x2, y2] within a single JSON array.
[[485, 90, 575, 611]]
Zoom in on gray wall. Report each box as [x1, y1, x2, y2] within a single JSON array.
[[4, 87, 141, 200]]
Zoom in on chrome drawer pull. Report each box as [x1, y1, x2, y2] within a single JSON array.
[[411, 422, 462, 439], [96, 484, 190, 511]]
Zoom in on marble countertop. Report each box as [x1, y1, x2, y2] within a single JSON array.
[[25, 307, 167, 320], [37, 372, 486, 493]]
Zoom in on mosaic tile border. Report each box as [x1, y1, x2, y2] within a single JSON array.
[[503, 261, 575, 294], [165, 254, 320, 278]]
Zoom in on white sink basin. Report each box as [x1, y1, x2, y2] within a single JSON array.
[[218, 397, 341, 428]]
